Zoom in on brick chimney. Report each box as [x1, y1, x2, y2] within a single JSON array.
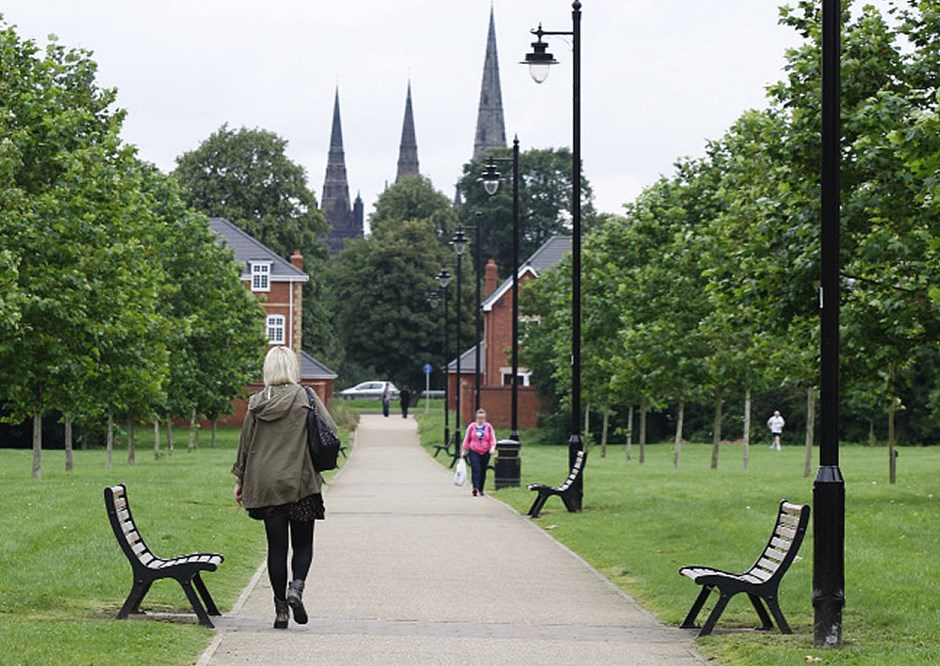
[[290, 249, 304, 271], [485, 258, 499, 297]]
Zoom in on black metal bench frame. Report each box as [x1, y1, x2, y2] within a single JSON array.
[[526, 449, 586, 518], [104, 483, 223, 627], [678, 499, 810, 636]]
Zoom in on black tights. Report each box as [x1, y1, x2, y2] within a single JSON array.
[[262, 514, 315, 600]]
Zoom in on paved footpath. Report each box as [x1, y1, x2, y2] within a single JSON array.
[[199, 414, 706, 666]]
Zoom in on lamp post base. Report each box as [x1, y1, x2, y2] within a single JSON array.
[[812, 465, 845, 648]]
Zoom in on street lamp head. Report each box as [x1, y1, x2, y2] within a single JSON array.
[[427, 288, 440, 308], [479, 157, 502, 196], [522, 25, 557, 84], [451, 226, 468, 256], [437, 267, 452, 289]]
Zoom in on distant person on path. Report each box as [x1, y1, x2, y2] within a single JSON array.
[[232, 346, 333, 629], [461, 408, 497, 497], [767, 410, 785, 450], [382, 382, 391, 417], [399, 385, 412, 418]]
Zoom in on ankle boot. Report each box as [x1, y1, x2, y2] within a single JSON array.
[[273, 597, 289, 629], [287, 579, 308, 624]]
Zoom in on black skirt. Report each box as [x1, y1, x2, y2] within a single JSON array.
[[248, 493, 325, 521]]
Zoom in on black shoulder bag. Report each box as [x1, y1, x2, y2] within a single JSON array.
[[303, 386, 341, 472]]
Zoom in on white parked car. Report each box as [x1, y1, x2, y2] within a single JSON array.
[[339, 381, 399, 400]]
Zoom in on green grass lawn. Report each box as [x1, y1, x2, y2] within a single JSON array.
[[417, 412, 940, 666], [0, 425, 351, 666]]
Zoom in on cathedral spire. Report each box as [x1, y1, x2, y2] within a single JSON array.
[[473, 4, 507, 160], [322, 87, 362, 253], [396, 80, 420, 182]]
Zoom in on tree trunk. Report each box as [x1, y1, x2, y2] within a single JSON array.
[[32, 413, 42, 479], [742, 387, 751, 472], [106, 410, 114, 469], [188, 408, 199, 450], [64, 413, 74, 473], [889, 397, 897, 485], [803, 387, 816, 478], [673, 401, 684, 469], [127, 416, 135, 465], [639, 397, 648, 464], [710, 393, 722, 470], [153, 417, 160, 455], [210, 419, 218, 448], [584, 403, 591, 445], [868, 420, 876, 445], [165, 416, 174, 454], [600, 409, 609, 458], [625, 405, 634, 461]]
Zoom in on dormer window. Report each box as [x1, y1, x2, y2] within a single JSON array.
[[250, 261, 272, 292]]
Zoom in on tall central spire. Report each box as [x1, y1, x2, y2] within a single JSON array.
[[473, 4, 507, 160], [396, 80, 420, 181]]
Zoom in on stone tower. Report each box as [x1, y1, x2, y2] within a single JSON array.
[[322, 88, 364, 254], [396, 81, 420, 182], [473, 5, 507, 160]]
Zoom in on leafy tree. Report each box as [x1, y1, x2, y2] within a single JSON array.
[[330, 218, 473, 392], [370, 174, 458, 241], [456, 148, 597, 279], [0, 22, 170, 476]]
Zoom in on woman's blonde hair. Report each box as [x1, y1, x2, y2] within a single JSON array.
[[263, 346, 300, 386]]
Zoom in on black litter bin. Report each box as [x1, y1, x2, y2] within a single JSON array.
[[494, 439, 521, 489]]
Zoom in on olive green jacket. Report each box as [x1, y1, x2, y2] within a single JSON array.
[[231, 383, 333, 509]]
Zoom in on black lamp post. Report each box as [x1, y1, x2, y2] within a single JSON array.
[[435, 268, 452, 458], [814, 0, 845, 647], [451, 227, 469, 466], [480, 136, 521, 441], [474, 210, 483, 412], [524, 2, 583, 509]]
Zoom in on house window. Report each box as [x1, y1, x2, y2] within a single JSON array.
[[251, 262, 272, 292], [266, 315, 285, 344], [501, 369, 531, 387]]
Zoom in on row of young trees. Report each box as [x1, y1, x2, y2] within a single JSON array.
[[0, 21, 267, 476], [522, 0, 940, 478]]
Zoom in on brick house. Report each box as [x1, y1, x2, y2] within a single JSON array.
[[209, 218, 337, 426], [447, 235, 571, 429]]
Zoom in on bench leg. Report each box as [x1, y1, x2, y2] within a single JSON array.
[[528, 492, 549, 518], [560, 489, 582, 513], [748, 593, 774, 630], [680, 585, 712, 629], [117, 578, 153, 619], [193, 573, 221, 617], [180, 578, 214, 628], [763, 595, 792, 634], [699, 592, 733, 637]]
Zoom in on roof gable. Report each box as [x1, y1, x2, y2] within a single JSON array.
[[209, 217, 309, 283], [481, 235, 571, 312]]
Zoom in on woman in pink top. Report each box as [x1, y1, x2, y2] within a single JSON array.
[[461, 408, 497, 496]]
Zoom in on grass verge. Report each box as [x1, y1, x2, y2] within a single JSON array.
[[0, 424, 351, 666], [416, 412, 940, 666]]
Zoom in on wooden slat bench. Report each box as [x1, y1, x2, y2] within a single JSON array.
[[526, 449, 586, 518], [678, 499, 810, 636], [104, 483, 223, 627]]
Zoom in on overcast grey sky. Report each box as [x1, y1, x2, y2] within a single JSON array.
[[2, 1, 805, 217]]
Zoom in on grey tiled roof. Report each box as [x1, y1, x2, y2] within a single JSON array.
[[446, 341, 484, 374], [301, 350, 337, 379], [209, 217, 309, 283], [482, 235, 571, 311]]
